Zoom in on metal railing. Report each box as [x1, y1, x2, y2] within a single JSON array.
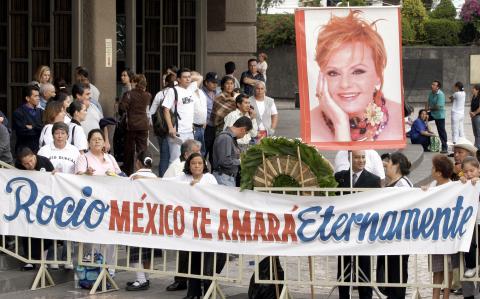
[[253, 187, 454, 299], [0, 184, 471, 298], [77, 243, 244, 296]]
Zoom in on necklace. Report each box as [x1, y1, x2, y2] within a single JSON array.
[[322, 91, 389, 141]]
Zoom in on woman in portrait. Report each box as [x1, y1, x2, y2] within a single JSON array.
[[310, 10, 402, 142]]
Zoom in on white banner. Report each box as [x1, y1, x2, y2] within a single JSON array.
[[0, 169, 478, 256]]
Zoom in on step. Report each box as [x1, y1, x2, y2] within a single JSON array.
[[0, 268, 74, 294], [409, 151, 437, 187], [0, 253, 23, 271]]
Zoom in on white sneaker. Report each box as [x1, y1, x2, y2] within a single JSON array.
[[465, 268, 476, 278], [48, 263, 59, 270], [64, 263, 74, 270], [108, 269, 116, 278]]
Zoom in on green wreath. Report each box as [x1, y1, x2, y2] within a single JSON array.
[[240, 137, 338, 190]]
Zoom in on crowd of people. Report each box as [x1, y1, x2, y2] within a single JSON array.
[[408, 79, 480, 157], [0, 56, 275, 296], [334, 138, 480, 299]]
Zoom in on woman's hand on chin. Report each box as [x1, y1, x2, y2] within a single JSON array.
[[316, 72, 350, 141]]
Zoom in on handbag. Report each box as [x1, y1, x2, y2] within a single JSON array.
[[428, 136, 441, 152], [152, 87, 179, 137]]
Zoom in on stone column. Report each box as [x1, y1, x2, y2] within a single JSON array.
[[125, 0, 136, 72], [81, 0, 117, 117]]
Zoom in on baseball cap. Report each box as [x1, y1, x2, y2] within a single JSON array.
[[204, 72, 219, 83]]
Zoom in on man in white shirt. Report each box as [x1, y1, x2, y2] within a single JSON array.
[[72, 83, 110, 152], [163, 139, 201, 178], [74, 66, 103, 115], [223, 93, 258, 152], [334, 149, 385, 181], [163, 68, 196, 164]]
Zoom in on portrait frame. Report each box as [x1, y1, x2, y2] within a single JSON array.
[[295, 7, 406, 150]]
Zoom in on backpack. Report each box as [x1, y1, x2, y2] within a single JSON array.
[[76, 253, 110, 290], [152, 87, 179, 137]]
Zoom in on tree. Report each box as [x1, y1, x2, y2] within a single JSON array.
[[460, 0, 480, 39], [257, 0, 285, 14], [430, 0, 456, 19], [402, 0, 428, 40]]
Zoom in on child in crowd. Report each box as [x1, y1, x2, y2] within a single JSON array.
[[460, 156, 480, 278], [126, 151, 156, 291]]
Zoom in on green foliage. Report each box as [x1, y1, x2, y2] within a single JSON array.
[[272, 174, 301, 188], [430, 0, 456, 19], [402, 17, 416, 45], [402, 0, 428, 40], [257, 14, 295, 49], [300, 0, 322, 6], [424, 18, 461, 45], [459, 21, 479, 43], [338, 0, 367, 6], [257, 0, 285, 14], [240, 137, 337, 190]]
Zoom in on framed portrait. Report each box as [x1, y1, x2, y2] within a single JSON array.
[[295, 7, 406, 150]]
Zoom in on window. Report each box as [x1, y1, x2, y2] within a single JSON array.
[[3, 0, 72, 118]]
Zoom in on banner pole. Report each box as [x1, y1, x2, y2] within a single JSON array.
[[262, 151, 280, 299], [349, 151, 353, 189], [297, 146, 315, 299]]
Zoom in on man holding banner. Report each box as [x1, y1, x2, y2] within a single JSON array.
[[335, 150, 381, 299]]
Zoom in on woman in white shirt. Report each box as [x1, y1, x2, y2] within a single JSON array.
[[66, 101, 88, 153], [424, 155, 458, 299], [377, 152, 412, 299], [171, 152, 217, 186], [39, 100, 67, 147], [126, 151, 156, 291], [249, 81, 278, 142], [257, 52, 268, 82], [168, 153, 220, 298], [38, 122, 79, 174], [450, 81, 466, 144]]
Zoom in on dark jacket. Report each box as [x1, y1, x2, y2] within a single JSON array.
[[15, 155, 54, 171], [334, 169, 381, 188], [119, 88, 152, 131], [212, 128, 241, 176], [12, 104, 43, 153]]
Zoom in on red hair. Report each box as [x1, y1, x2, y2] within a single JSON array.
[[315, 10, 387, 89]]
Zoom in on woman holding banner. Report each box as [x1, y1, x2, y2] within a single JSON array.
[[377, 152, 412, 299], [75, 129, 123, 278], [310, 10, 402, 142], [425, 155, 458, 299], [168, 153, 222, 299]]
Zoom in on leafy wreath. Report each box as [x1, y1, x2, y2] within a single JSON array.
[[240, 137, 338, 190]]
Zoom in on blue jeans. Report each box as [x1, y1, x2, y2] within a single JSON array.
[[213, 171, 236, 187], [157, 136, 170, 177], [473, 115, 480, 149], [411, 135, 430, 151], [193, 126, 206, 156]]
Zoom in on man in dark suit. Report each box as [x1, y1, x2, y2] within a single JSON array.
[[334, 150, 381, 299]]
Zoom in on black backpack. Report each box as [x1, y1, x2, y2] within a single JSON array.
[[152, 87, 179, 137], [248, 257, 284, 299]]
